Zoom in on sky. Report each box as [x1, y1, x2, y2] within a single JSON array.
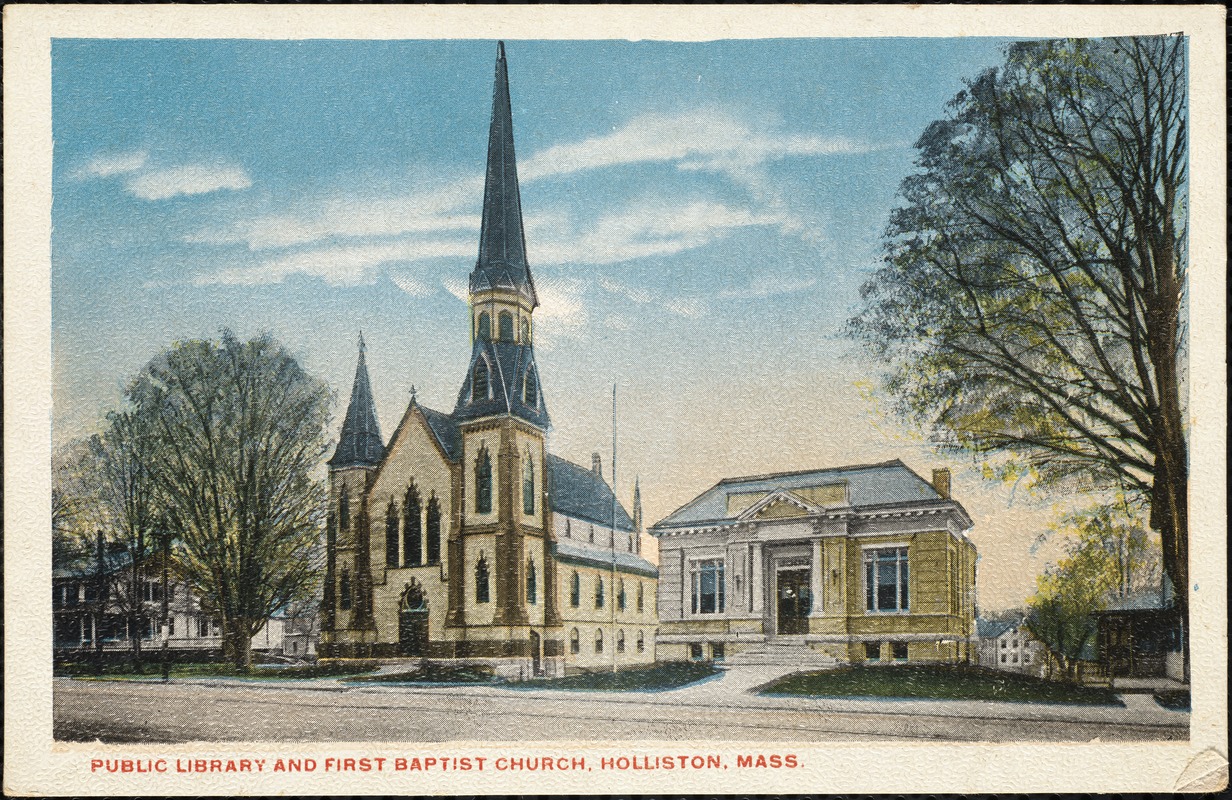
[[51, 36, 1081, 611]]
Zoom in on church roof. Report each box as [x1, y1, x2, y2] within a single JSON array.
[[452, 339, 550, 428], [547, 453, 634, 532], [653, 459, 960, 529], [552, 540, 658, 579], [419, 404, 463, 461], [471, 41, 537, 307], [329, 337, 385, 468]]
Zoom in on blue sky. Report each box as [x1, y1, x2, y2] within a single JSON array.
[[53, 37, 1068, 609]]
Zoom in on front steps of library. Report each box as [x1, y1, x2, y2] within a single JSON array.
[[724, 639, 841, 669]]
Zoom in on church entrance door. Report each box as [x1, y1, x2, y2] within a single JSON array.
[[776, 569, 811, 636], [397, 579, 429, 656], [529, 631, 541, 675]]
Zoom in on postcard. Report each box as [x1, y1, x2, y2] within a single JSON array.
[[3, 4, 1227, 796]]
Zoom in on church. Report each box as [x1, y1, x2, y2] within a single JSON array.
[[319, 43, 658, 677]]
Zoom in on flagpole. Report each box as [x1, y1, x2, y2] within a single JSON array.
[[611, 382, 618, 675]]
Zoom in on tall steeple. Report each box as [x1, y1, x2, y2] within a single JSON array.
[[329, 333, 385, 468], [470, 41, 537, 307]]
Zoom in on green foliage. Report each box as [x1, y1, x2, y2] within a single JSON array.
[[1026, 499, 1162, 679], [761, 664, 1120, 705], [515, 662, 720, 692], [348, 663, 499, 684], [125, 331, 332, 669], [849, 36, 1189, 607]]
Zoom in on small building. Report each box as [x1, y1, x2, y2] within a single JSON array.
[[1096, 578, 1184, 682], [650, 460, 976, 665], [977, 617, 1044, 677]]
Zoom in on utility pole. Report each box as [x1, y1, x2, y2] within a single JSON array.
[[93, 530, 105, 676], [161, 527, 170, 681], [610, 383, 617, 675]]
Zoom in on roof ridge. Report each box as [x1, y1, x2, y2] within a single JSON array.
[[715, 458, 906, 486]]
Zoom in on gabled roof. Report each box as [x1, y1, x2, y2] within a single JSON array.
[[452, 339, 550, 429], [547, 453, 634, 532], [470, 41, 537, 307], [653, 459, 961, 529], [419, 404, 462, 462], [329, 337, 385, 468], [976, 618, 1014, 639]]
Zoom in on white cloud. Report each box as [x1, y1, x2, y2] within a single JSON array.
[[531, 276, 588, 348], [77, 150, 148, 178], [127, 164, 252, 201], [390, 272, 435, 298], [442, 276, 471, 303], [196, 238, 473, 287], [521, 110, 874, 182], [532, 200, 785, 267], [664, 297, 709, 318], [719, 273, 818, 299]]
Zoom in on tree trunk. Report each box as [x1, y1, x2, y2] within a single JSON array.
[[226, 620, 253, 671]]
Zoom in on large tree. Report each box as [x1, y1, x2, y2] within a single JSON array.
[[850, 37, 1188, 621], [128, 331, 331, 669]]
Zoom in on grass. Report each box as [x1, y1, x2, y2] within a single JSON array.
[[760, 664, 1123, 706], [347, 662, 500, 685], [513, 661, 720, 692], [58, 660, 379, 681]]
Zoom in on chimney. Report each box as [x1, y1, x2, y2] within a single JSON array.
[[591, 452, 602, 476], [932, 468, 952, 500]]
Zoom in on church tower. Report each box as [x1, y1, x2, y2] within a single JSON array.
[[323, 334, 384, 652], [448, 42, 558, 659]]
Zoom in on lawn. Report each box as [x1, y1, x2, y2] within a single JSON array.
[[513, 661, 720, 692], [346, 662, 499, 685], [760, 664, 1123, 706]]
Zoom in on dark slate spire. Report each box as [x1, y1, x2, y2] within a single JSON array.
[[329, 333, 385, 469], [470, 41, 538, 307]]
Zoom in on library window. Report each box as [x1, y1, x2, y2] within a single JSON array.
[[864, 547, 909, 612], [690, 559, 724, 614]]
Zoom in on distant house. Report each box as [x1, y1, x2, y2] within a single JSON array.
[[53, 543, 287, 663], [1095, 577, 1184, 682], [976, 617, 1045, 677], [650, 460, 977, 665]]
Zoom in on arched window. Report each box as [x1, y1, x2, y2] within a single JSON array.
[[588, 525, 595, 543], [477, 312, 491, 341], [520, 317, 530, 344], [425, 494, 441, 565], [595, 577, 605, 609], [339, 569, 352, 612], [522, 451, 535, 515], [474, 446, 492, 514], [570, 571, 580, 607], [403, 484, 422, 567], [384, 498, 399, 568], [526, 557, 537, 605], [472, 359, 490, 402], [595, 629, 604, 653], [617, 629, 626, 653], [617, 579, 626, 611], [628, 534, 634, 552], [475, 553, 490, 604], [636, 630, 645, 653], [637, 582, 644, 612], [570, 627, 580, 654], [498, 311, 514, 342], [564, 519, 571, 538], [523, 366, 538, 408], [338, 489, 350, 531]]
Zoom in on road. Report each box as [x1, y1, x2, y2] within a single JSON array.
[[54, 677, 1187, 744]]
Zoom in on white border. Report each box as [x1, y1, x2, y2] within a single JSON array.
[[4, 4, 1227, 796]]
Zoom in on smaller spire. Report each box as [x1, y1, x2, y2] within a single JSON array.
[[329, 335, 385, 469]]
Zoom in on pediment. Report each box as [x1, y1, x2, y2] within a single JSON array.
[[736, 489, 824, 522]]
